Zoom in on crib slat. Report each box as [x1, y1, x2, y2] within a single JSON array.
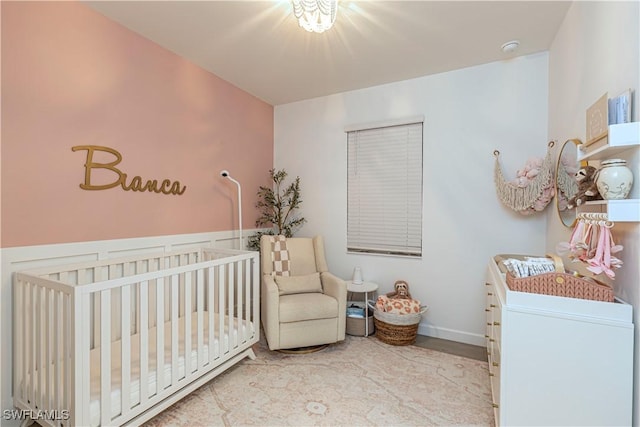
[[54, 291, 62, 412], [171, 275, 179, 385], [135, 261, 143, 336], [235, 260, 245, 343], [88, 269, 101, 350], [15, 281, 24, 403], [184, 272, 192, 377], [31, 282, 36, 407], [140, 280, 149, 404], [64, 292, 71, 422], [207, 267, 215, 364], [14, 280, 24, 402], [11, 282, 18, 402], [228, 265, 235, 349], [100, 289, 112, 426], [30, 282, 37, 408], [252, 256, 259, 340], [218, 266, 225, 355], [148, 257, 157, 334], [46, 288, 53, 411], [156, 277, 165, 395], [244, 259, 251, 342], [37, 285, 44, 410], [108, 264, 122, 355], [197, 268, 204, 370], [121, 284, 132, 414], [73, 291, 91, 426]]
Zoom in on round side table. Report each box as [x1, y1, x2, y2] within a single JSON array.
[[346, 280, 378, 337]]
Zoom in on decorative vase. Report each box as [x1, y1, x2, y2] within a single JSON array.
[[596, 159, 633, 200]]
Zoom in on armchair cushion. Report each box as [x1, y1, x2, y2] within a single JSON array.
[[279, 293, 339, 323], [274, 272, 323, 296]]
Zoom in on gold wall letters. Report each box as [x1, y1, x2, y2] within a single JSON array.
[[71, 145, 186, 195]]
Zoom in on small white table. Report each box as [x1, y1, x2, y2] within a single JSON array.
[[346, 280, 379, 337]]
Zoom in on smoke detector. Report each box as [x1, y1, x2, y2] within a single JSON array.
[[501, 40, 520, 54]]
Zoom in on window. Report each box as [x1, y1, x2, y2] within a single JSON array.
[[346, 117, 423, 257]]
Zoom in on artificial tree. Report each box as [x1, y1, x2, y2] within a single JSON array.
[[247, 168, 306, 251]]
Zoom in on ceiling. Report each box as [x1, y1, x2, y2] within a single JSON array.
[[84, 1, 572, 106]]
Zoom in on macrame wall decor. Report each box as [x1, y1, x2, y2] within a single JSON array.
[[493, 141, 556, 215], [556, 160, 579, 210]]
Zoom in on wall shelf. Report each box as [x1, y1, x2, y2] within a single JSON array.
[[578, 122, 639, 162], [576, 121, 639, 222], [579, 199, 640, 222]]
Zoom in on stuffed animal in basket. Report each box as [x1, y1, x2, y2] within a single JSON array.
[[566, 165, 602, 209], [376, 281, 421, 315], [386, 280, 412, 299]]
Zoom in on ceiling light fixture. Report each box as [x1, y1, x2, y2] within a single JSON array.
[[292, 0, 337, 34], [501, 40, 520, 54]]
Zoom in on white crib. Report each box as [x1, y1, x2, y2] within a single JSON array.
[[13, 247, 259, 427]]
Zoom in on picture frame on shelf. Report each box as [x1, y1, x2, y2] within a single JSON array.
[[586, 92, 609, 147]]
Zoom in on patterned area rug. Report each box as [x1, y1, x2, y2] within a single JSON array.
[[144, 335, 494, 426]]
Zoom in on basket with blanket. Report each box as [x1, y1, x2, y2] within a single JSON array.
[[367, 281, 427, 346]]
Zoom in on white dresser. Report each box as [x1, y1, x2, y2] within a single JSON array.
[[485, 256, 634, 426]]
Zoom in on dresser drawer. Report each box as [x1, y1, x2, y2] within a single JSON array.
[[485, 281, 502, 351], [489, 344, 501, 422]]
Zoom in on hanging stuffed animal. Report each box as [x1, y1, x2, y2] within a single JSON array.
[[566, 165, 602, 209]]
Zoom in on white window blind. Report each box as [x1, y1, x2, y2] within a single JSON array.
[[347, 121, 423, 257]]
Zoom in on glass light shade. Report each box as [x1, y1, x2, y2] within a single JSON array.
[[352, 266, 363, 284], [292, 0, 337, 33]]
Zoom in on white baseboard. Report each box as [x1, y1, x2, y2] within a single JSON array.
[[417, 322, 486, 347]]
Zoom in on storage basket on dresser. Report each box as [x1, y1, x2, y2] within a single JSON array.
[[505, 270, 614, 302]]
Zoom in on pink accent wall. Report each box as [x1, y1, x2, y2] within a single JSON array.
[[1, 1, 274, 248]]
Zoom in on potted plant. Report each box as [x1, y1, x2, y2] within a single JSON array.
[[247, 168, 306, 251]]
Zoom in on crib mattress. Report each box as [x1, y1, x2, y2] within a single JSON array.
[[86, 311, 254, 426]]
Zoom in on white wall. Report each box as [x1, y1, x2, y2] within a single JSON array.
[[275, 53, 550, 345], [546, 1, 640, 424]]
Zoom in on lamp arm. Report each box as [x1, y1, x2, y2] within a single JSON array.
[[228, 177, 242, 250], [221, 173, 243, 250]]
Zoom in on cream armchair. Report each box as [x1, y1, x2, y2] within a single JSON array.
[[260, 235, 347, 351]]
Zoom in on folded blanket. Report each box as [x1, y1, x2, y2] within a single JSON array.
[[375, 295, 421, 314]]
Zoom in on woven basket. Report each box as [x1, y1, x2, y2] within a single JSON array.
[[368, 302, 427, 346], [506, 271, 614, 302]]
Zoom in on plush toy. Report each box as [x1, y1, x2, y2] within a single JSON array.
[[566, 165, 602, 209], [513, 157, 544, 188], [509, 156, 556, 215], [386, 280, 412, 299]]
